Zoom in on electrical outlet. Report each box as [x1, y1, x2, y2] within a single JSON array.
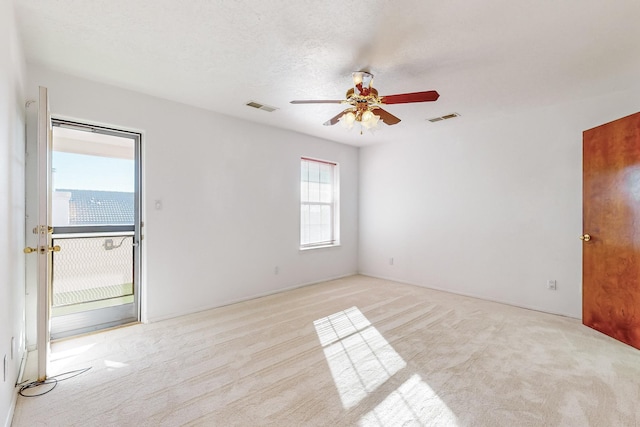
[[547, 280, 557, 290], [389, 257, 394, 266], [274, 266, 279, 275], [3, 355, 6, 382]]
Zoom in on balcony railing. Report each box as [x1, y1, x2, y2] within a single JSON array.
[[52, 231, 134, 316]]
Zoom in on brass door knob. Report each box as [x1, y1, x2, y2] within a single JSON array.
[[579, 234, 591, 242], [23, 245, 60, 254]]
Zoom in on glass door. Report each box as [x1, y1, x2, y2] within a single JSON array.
[[49, 119, 141, 340]]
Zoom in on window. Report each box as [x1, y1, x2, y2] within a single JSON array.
[[300, 157, 339, 249]]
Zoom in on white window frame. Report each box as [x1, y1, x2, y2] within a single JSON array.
[[300, 157, 340, 250]]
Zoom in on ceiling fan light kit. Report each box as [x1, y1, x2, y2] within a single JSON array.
[[339, 108, 381, 133], [291, 71, 440, 135]]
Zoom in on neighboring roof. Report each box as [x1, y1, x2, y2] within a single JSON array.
[[60, 189, 134, 225]]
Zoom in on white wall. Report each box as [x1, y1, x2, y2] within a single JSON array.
[[359, 88, 640, 319], [0, 0, 26, 425], [27, 66, 359, 322]]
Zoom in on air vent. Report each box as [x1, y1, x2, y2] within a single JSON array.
[[246, 101, 278, 112], [428, 112, 460, 123]]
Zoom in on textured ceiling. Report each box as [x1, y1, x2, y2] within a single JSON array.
[[13, 0, 640, 146]]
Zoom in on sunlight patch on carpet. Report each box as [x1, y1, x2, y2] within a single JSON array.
[[314, 307, 406, 409], [50, 342, 96, 363], [359, 374, 458, 426], [104, 360, 128, 370]]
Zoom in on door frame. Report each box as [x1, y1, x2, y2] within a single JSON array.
[[25, 89, 145, 380], [49, 118, 143, 339], [36, 86, 52, 381]]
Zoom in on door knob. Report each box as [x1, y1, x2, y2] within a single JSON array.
[[579, 234, 591, 242], [23, 245, 60, 254]]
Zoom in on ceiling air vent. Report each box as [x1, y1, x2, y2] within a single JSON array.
[[246, 101, 278, 112], [428, 112, 460, 123]]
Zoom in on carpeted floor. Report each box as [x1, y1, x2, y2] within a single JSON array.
[[11, 275, 640, 426]]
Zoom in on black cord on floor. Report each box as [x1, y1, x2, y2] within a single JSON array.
[[17, 367, 92, 397]]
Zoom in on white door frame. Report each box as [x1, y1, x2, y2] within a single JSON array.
[[35, 86, 52, 381], [25, 88, 144, 380], [49, 119, 142, 339]]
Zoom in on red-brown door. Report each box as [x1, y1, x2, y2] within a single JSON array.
[[583, 111, 640, 350]]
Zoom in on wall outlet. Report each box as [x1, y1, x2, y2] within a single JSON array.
[[274, 266, 279, 275], [547, 280, 557, 290], [389, 257, 394, 266], [3, 355, 6, 382]]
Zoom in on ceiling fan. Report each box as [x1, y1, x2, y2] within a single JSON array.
[[290, 71, 440, 132]]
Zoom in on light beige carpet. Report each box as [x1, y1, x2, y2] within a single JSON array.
[[11, 275, 640, 426]]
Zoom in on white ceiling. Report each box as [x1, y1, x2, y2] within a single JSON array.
[[13, 0, 640, 147]]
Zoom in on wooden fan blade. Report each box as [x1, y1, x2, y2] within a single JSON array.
[[290, 100, 344, 104], [373, 107, 401, 125], [380, 90, 440, 104], [323, 110, 348, 126]]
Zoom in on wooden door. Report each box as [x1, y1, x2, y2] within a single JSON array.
[[583, 111, 640, 350]]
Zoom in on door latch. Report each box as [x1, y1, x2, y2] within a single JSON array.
[[23, 245, 60, 254]]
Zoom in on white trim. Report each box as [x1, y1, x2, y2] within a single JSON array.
[[147, 273, 357, 323], [4, 388, 18, 427], [36, 86, 51, 381], [4, 346, 28, 427], [47, 118, 145, 338], [358, 272, 580, 320], [299, 243, 341, 251], [300, 157, 340, 249], [50, 113, 146, 138]]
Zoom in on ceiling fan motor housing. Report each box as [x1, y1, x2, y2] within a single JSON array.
[[352, 71, 374, 96]]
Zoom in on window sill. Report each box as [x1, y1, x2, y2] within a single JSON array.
[[299, 243, 341, 252]]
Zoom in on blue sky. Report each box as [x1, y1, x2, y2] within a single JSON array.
[[53, 151, 135, 192]]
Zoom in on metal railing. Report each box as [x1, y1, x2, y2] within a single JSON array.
[[52, 231, 134, 308]]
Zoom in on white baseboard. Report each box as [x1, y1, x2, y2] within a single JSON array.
[[148, 272, 357, 322], [4, 346, 28, 427], [4, 383, 19, 427], [358, 272, 579, 320]]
